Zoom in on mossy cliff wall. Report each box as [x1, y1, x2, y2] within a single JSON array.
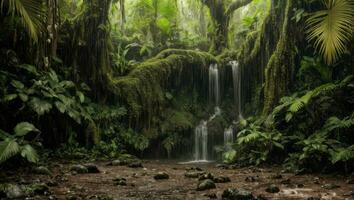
[[238, 0, 304, 115], [108, 49, 218, 132]]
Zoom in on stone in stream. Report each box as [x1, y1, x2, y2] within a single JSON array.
[[111, 159, 129, 166], [33, 166, 51, 175], [347, 179, 354, 184], [185, 171, 205, 178], [154, 172, 169, 180], [221, 188, 255, 200], [199, 173, 214, 181], [128, 161, 143, 168], [343, 190, 354, 197], [213, 176, 231, 183], [1, 184, 26, 199], [280, 178, 291, 185], [46, 180, 59, 187], [216, 164, 229, 169], [270, 173, 282, 179], [113, 177, 127, 186], [204, 192, 217, 199], [245, 176, 259, 182], [307, 197, 320, 200], [197, 179, 216, 191], [83, 163, 100, 173], [321, 183, 340, 190], [265, 184, 280, 193], [70, 164, 88, 174], [29, 183, 49, 195]]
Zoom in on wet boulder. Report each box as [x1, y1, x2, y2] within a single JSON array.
[[2, 184, 26, 199], [185, 171, 205, 178], [204, 192, 217, 199], [199, 173, 214, 181], [33, 166, 51, 175], [213, 176, 231, 183], [83, 163, 100, 173], [321, 183, 340, 190], [265, 185, 280, 193], [128, 161, 143, 168], [113, 177, 127, 186], [197, 179, 216, 191], [154, 172, 169, 180], [70, 165, 88, 174], [221, 188, 255, 200]]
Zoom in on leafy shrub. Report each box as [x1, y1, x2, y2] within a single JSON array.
[[0, 122, 40, 164]]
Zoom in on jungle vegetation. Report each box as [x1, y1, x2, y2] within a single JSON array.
[[0, 0, 353, 176]]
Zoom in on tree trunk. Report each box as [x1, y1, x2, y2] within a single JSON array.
[[74, 0, 113, 100], [119, 0, 126, 32], [202, 0, 252, 53]]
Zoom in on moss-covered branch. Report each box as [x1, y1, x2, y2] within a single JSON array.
[[108, 49, 217, 129]]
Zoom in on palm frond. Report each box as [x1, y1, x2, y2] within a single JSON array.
[[1, 0, 45, 42], [306, 0, 354, 64]]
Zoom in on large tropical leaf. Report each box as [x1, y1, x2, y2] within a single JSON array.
[[29, 97, 53, 115], [306, 0, 354, 64], [14, 122, 39, 137], [1, 0, 45, 41]]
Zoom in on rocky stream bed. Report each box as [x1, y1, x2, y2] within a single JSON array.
[[1, 160, 353, 200]]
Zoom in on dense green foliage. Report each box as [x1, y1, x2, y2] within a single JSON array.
[[0, 0, 353, 176]]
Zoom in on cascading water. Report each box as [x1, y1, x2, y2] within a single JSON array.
[[190, 64, 221, 162], [222, 61, 243, 149], [224, 126, 234, 150], [209, 64, 220, 106], [194, 121, 208, 161], [230, 61, 243, 119]]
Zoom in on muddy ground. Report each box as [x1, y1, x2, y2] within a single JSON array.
[[1, 160, 354, 200]]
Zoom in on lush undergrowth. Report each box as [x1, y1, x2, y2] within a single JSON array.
[[0, 0, 353, 177]]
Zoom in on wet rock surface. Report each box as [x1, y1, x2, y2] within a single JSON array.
[[153, 172, 169, 180], [265, 185, 280, 193], [70, 164, 88, 174], [197, 179, 216, 191], [1, 161, 353, 199]]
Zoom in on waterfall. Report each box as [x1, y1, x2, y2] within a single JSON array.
[[209, 64, 220, 106], [189, 64, 221, 162], [224, 126, 234, 150], [230, 61, 243, 120], [194, 121, 208, 161]]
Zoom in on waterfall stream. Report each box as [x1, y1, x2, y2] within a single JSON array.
[[187, 61, 243, 163], [190, 64, 221, 162], [230, 61, 243, 119]]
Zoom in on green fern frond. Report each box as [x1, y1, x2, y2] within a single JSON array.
[[0, 139, 20, 163], [330, 145, 354, 164], [323, 114, 354, 133], [20, 144, 39, 163], [306, 0, 354, 64]]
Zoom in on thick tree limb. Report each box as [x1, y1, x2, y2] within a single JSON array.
[[226, 0, 252, 16]]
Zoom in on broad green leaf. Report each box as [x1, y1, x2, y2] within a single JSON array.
[[76, 91, 85, 103], [55, 101, 66, 113], [19, 93, 28, 102], [11, 80, 24, 89], [29, 97, 52, 115], [14, 122, 39, 137], [3, 94, 18, 102]]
